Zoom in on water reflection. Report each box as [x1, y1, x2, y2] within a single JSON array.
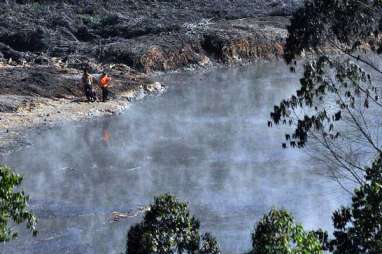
[[102, 121, 112, 145], [1, 63, 350, 254]]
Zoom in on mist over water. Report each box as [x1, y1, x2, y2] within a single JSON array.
[[1, 62, 350, 254]]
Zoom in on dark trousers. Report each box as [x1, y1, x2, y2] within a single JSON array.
[[101, 87, 109, 102], [85, 85, 96, 102]]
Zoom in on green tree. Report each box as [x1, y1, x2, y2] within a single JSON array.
[[328, 154, 382, 253], [126, 194, 220, 254], [0, 164, 37, 242], [251, 209, 323, 254], [270, 0, 382, 185], [199, 233, 221, 254]]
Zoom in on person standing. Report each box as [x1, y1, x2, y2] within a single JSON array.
[[99, 72, 111, 102], [81, 69, 96, 102]]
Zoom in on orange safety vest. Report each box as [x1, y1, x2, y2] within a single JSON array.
[[99, 75, 111, 88]]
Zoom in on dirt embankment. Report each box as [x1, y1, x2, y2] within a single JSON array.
[[102, 16, 288, 72], [0, 0, 300, 153]]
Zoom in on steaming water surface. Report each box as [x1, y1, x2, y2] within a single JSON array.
[[1, 63, 350, 254]]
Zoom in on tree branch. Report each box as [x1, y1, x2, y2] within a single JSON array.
[[328, 40, 382, 76]]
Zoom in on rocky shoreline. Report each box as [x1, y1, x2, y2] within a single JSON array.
[[0, 60, 165, 154], [0, 0, 300, 154]]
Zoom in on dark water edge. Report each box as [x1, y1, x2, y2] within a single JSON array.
[[1, 62, 351, 254]]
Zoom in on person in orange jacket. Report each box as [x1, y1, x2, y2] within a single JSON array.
[[99, 72, 111, 102]]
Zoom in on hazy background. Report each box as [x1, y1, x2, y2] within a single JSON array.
[[1, 62, 351, 254]]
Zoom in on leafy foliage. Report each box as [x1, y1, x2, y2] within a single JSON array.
[[272, 0, 382, 147], [268, 1, 382, 250], [251, 209, 323, 254], [199, 233, 221, 254], [271, 56, 376, 149], [270, 0, 382, 183], [329, 154, 382, 253], [0, 165, 37, 242], [126, 194, 219, 254]]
